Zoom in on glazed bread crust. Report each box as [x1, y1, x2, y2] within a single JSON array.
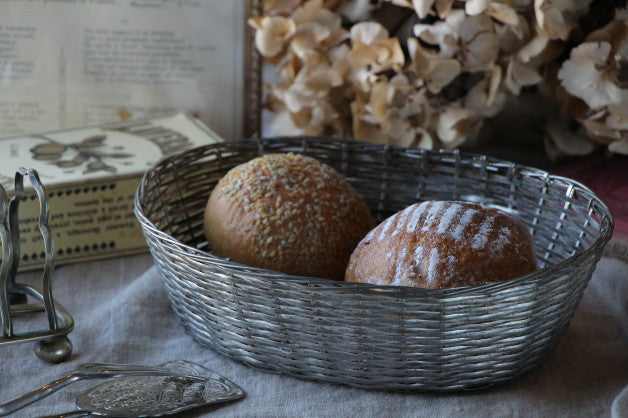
[[345, 201, 538, 288], [204, 153, 375, 280]]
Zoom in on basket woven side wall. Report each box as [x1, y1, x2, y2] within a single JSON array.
[[136, 137, 613, 391]]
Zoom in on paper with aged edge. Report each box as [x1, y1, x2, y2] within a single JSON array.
[[0, 0, 244, 140]]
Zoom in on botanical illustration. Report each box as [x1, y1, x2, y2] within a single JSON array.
[[30, 134, 133, 174]]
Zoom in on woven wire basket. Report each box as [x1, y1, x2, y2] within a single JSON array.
[[135, 137, 613, 391]]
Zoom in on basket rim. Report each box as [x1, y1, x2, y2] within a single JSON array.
[[134, 136, 614, 297]]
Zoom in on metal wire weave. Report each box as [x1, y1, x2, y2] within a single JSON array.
[[134, 137, 613, 391]]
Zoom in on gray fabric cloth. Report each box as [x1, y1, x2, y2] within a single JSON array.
[[1, 254, 626, 417]]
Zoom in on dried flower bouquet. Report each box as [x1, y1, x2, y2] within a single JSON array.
[[249, 0, 626, 158]]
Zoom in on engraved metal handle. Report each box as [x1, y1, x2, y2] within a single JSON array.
[[0, 364, 205, 416]]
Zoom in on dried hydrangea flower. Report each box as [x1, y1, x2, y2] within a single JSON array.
[[437, 107, 482, 149], [558, 42, 623, 109], [336, 0, 376, 22], [249, 16, 296, 58], [534, 0, 592, 40], [505, 56, 543, 95], [251, 0, 624, 155], [407, 38, 461, 93], [391, 0, 436, 19], [553, 9, 627, 154], [413, 9, 465, 57], [544, 114, 597, 160], [465, 0, 519, 26]]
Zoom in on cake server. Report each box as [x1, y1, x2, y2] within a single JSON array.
[[1, 360, 244, 417]]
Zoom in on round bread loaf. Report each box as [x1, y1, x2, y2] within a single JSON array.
[[345, 200, 538, 288], [204, 153, 375, 280]]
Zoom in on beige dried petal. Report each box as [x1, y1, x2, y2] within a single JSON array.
[[465, 0, 518, 25], [408, 39, 460, 93], [412, 0, 436, 19], [463, 32, 500, 71], [270, 110, 303, 136], [495, 15, 531, 54], [534, 0, 592, 40], [465, 0, 491, 15], [544, 115, 596, 160], [350, 21, 389, 45], [464, 76, 506, 117], [352, 101, 391, 144], [424, 59, 461, 93], [277, 50, 301, 82], [291, 0, 324, 24], [459, 14, 500, 71], [413, 10, 464, 57], [415, 128, 434, 149], [398, 91, 431, 123], [607, 104, 628, 130], [581, 117, 622, 144], [385, 116, 434, 149], [391, 0, 436, 19], [249, 16, 296, 58], [368, 81, 393, 123], [384, 118, 417, 146], [586, 8, 628, 53], [505, 57, 543, 95], [558, 41, 623, 109], [517, 34, 550, 62], [291, 23, 332, 59], [280, 61, 344, 112], [264, 0, 301, 15], [487, 64, 503, 106], [435, 0, 454, 17], [337, 0, 375, 22], [352, 67, 379, 92], [487, 3, 520, 26], [307, 103, 337, 134], [329, 44, 351, 78], [301, 62, 344, 91], [313, 8, 343, 27], [517, 33, 564, 66], [348, 37, 405, 76], [608, 138, 628, 154], [437, 107, 478, 148]]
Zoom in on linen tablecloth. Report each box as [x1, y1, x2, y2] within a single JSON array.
[[1, 254, 626, 417]]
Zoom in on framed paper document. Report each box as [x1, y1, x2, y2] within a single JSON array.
[[0, 0, 262, 140]]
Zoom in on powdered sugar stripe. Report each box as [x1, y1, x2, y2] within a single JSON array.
[[421, 201, 446, 232], [392, 205, 413, 237], [378, 215, 396, 241], [491, 227, 513, 254], [363, 227, 376, 243], [426, 247, 439, 284], [393, 248, 408, 285], [436, 203, 462, 234], [471, 216, 495, 250], [451, 208, 478, 241], [414, 246, 424, 276], [406, 201, 431, 233]]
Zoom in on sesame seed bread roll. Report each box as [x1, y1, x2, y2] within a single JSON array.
[[345, 201, 538, 288], [204, 153, 375, 281]]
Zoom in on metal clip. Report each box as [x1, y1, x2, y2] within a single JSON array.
[[0, 168, 73, 363]]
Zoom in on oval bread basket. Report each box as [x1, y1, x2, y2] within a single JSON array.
[[135, 137, 613, 391]]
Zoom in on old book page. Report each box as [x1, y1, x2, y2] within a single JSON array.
[[0, 0, 244, 139]]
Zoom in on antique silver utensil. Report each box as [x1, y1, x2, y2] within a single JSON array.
[[0, 361, 244, 417]]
